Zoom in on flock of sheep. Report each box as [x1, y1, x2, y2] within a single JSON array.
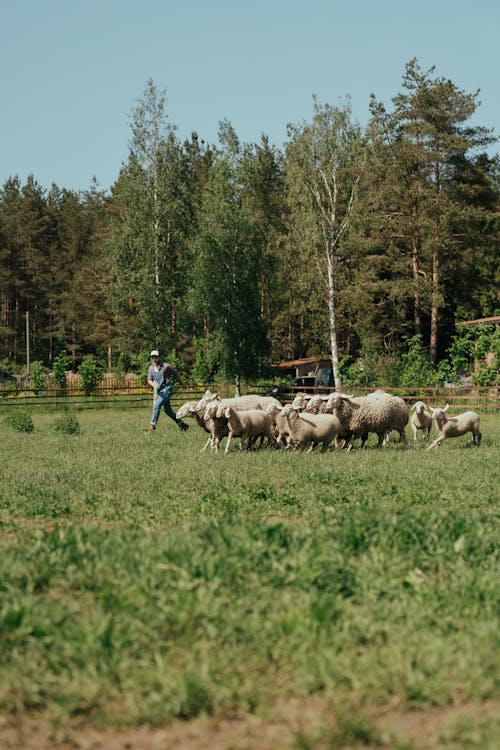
[[176, 389, 483, 454]]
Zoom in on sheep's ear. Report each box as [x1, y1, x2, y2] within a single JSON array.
[[443, 404, 449, 412], [411, 403, 417, 411]]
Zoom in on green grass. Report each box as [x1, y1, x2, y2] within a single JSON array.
[[0, 407, 498, 736]]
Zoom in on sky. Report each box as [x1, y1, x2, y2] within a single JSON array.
[[1, 0, 499, 194]]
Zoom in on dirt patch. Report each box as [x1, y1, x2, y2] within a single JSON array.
[[1, 699, 498, 750]]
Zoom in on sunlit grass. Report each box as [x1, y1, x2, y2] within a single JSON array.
[[0, 407, 498, 731]]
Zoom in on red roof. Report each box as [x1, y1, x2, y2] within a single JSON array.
[[272, 356, 330, 369], [459, 316, 500, 326]]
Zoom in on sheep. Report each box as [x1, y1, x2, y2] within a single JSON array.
[[303, 394, 328, 414], [280, 402, 342, 453], [194, 391, 281, 452], [264, 402, 291, 448], [201, 399, 233, 452], [196, 390, 281, 412], [176, 400, 228, 452], [427, 404, 482, 450], [214, 404, 275, 454], [326, 390, 409, 450], [410, 401, 433, 442]]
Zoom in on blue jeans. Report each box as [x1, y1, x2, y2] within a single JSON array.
[[150, 384, 180, 426]]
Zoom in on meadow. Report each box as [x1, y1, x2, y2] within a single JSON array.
[[0, 407, 498, 749]]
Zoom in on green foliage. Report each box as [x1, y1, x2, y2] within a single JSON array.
[[53, 412, 80, 435], [52, 352, 70, 391], [0, 409, 498, 734], [190, 151, 268, 381], [399, 335, 435, 387], [4, 411, 34, 433], [338, 356, 369, 387], [0, 358, 17, 376], [28, 360, 48, 395], [474, 365, 496, 386], [447, 325, 475, 380], [78, 355, 104, 396]]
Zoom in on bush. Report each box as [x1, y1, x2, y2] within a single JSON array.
[[78, 355, 104, 396], [53, 413, 80, 435], [28, 361, 48, 395], [4, 411, 34, 433], [53, 352, 70, 391]]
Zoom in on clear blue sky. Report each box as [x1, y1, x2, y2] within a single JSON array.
[[1, 0, 498, 194]]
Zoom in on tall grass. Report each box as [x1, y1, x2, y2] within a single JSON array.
[[0, 409, 498, 731]]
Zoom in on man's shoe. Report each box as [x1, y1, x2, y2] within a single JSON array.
[[144, 424, 156, 431], [178, 422, 189, 432]]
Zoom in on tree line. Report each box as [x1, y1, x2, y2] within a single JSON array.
[[1, 60, 498, 388]]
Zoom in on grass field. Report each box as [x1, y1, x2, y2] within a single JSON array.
[[0, 407, 499, 749]]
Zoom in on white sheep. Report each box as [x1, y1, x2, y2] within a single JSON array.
[[195, 391, 281, 452], [427, 404, 482, 450], [196, 390, 281, 412], [176, 400, 228, 452], [326, 390, 409, 450], [215, 404, 275, 454], [410, 401, 432, 442], [264, 402, 291, 448], [303, 394, 327, 414], [280, 403, 342, 453], [201, 399, 233, 452]]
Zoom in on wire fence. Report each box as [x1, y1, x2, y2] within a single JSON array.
[[0, 378, 498, 412]]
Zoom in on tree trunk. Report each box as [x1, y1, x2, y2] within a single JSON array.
[[430, 164, 441, 367], [327, 254, 341, 390], [430, 245, 440, 366], [411, 229, 422, 335]]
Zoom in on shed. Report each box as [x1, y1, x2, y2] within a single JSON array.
[[272, 356, 332, 379]]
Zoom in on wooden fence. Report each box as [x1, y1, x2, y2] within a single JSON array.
[[0, 376, 498, 412]]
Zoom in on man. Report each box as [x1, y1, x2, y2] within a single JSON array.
[[144, 349, 189, 432]]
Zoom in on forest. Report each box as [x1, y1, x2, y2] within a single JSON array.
[[1, 59, 498, 388]]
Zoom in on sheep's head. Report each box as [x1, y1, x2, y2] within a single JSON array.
[[429, 404, 449, 425], [203, 400, 220, 420], [411, 401, 429, 415], [197, 390, 219, 409], [215, 404, 231, 420], [290, 392, 307, 410], [264, 403, 281, 415], [176, 401, 195, 419], [304, 395, 323, 413], [326, 393, 343, 412]]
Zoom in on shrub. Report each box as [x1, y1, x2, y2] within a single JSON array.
[[53, 413, 80, 435], [53, 352, 71, 391], [4, 411, 34, 433], [78, 355, 104, 396], [28, 361, 48, 395]]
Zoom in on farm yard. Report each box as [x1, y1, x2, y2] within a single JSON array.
[[0, 405, 499, 749]]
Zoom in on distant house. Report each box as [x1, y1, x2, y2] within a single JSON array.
[[272, 356, 332, 379]]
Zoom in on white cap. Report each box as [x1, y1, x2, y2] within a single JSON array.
[[150, 349, 160, 357]]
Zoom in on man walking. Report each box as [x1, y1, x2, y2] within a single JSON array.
[[144, 349, 189, 432]]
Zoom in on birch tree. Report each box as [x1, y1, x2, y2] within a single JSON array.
[[286, 99, 363, 388]]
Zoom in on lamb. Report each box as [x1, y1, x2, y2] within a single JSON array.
[[214, 404, 276, 454], [280, 402, 342, 453], [326, 390, 409, 450], [176, 400, 228, 452], [427, 405, 482, 450], [410, 401, 433, 442]]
